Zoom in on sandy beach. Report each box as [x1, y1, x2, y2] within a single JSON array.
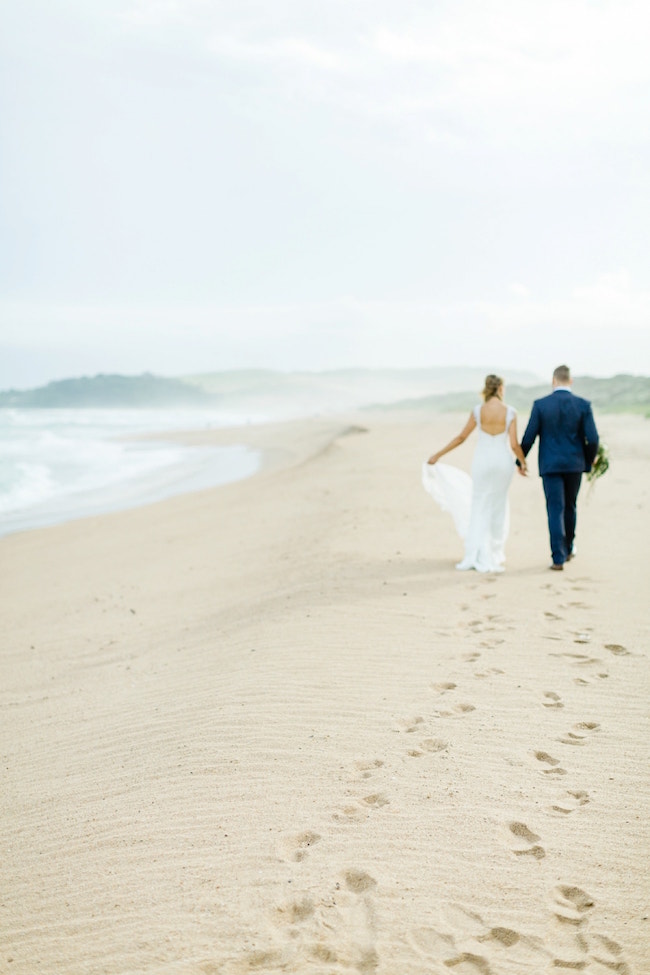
[[1, 409, 649, 974]]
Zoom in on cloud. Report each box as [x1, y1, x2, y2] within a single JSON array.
[[119, 0, 197, 28], [116, 0, 650, 141], [207, 34, 344, 71], [508, 284, 531, 299]]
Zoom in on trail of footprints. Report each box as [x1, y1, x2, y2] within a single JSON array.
[[247, 647, 485, 970], [235, 592, 633, 972], [506, 587, 633, 971], [528, 604, 606, 832], [406, 891, 631, 973]]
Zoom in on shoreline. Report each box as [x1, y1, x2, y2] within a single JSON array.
[[1, 409, 648, 973], [0, 441, 260, 540]]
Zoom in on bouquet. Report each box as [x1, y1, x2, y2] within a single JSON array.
[[586, 443, 609, 486]]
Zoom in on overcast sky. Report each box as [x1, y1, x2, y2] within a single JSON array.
[[1, 0, 649, 388]]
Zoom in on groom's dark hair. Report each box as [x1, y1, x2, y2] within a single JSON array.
[[553, 364, 571, 383]]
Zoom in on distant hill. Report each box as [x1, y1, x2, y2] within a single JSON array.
[[375, 374, 650, 416], [0, 373, 213, 408]]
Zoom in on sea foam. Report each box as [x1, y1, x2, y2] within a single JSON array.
[[0, 408, 260, 536]]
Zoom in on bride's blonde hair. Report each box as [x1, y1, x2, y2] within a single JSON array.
[[482, 374, 504, 401]]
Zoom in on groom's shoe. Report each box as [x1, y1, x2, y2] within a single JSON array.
[[550, 563, 564, 571]]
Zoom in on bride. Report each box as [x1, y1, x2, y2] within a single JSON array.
[[423, 374, 528, 572]]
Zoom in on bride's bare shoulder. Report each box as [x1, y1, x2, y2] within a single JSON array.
[[481, 398, 507, 417]]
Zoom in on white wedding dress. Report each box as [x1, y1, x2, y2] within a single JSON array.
[[422, 404, 517, 573]]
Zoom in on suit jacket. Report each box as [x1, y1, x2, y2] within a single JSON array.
[[521, 389, 599, 476]]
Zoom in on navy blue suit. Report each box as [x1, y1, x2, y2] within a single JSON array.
[[521, 389, 599, 565]]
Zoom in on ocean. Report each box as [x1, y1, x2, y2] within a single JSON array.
[[0, 408, 262, 537]]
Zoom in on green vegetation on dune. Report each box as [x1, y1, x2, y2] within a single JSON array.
[[556, 374, 650, 414], [370, 374, 650, 416]]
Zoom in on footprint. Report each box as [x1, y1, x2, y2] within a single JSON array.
[[354, 759, 384, 780], [543, 691, 564, 709], [549, 934, 590, 970], [421, 737, 449, 753], [442, 951, 491, 972], [436, 703, 476, 718], [309, 944, 338, 964], [550, 790, 590, 815], [394, 716, 425, 733], [332, 792, 389, 823], [343, 868, 377, 894], [534, 750, 561, 766], [605, 643, 630, 656], [551, 652, 602, 667], [509, 822, 546, 859], [558, 721, 600, 746], [280, 830, 321, 862], [474, 667, 504, 678], [360, 793, 389, 809], [432, 681, 457, 693], [547, 902, 627, 973], [480, 927, 521, 947], [332, 804, 367, 824], [274, 896, 316, 925], [509, 822, 541, 843], [412, 904, 553, 971], [355, 759, 384, 771], [462, 652, 481, 663], [545, 611, 564, 620], [587, 932, 632, 974], [552, 884, 595, 924], [242, 949, 284, 969], [534, 751, 567, 775]]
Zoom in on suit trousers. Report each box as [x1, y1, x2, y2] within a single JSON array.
[[542, 472, 583, 565]]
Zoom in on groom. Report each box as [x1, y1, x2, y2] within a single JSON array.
[[519, 365, 599, 570]]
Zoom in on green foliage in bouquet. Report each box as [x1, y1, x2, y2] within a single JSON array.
[[586, 443, 609, 483]]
